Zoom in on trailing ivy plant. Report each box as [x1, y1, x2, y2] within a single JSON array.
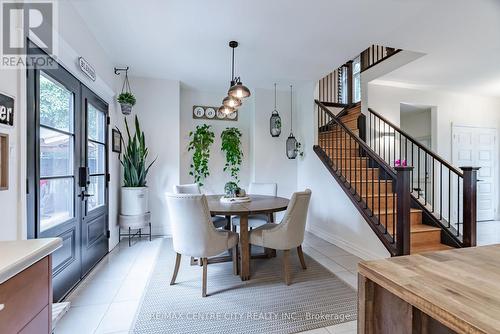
[[188, 124, 215, 186], [221, 127, 243, 183]]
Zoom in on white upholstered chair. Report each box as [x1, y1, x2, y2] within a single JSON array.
[[174, 183, 227, 229], [249, 189, 312, 285], [232, 183, 278, 231], [166, 193, 239, 297]]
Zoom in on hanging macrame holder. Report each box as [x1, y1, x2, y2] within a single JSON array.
[[115, 67, 134, 115]]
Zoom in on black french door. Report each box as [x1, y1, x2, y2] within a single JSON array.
[[27, 43, 109, 301]]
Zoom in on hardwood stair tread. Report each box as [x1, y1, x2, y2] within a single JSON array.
[[411, 243, 453, 254], [411, 224, 441, 233], [372, 208, 422, 215]]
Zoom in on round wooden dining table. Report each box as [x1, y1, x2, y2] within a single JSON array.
[[206, 194, 289, 281]]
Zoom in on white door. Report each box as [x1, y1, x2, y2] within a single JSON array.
[[452, 125, 497, 221]]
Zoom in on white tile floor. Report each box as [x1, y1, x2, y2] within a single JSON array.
[[55, 232, 360, 334], [478, 220, 500, 245]]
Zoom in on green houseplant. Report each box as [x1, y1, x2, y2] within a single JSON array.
[[188, 124, 215, 186], [119, 115, 156, 215], [117, 92, 136, 115], [221, 127, 243, 186]]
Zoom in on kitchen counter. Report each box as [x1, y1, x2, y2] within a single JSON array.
[[0, 238, 62, 284], [358, 244, 500, 334]]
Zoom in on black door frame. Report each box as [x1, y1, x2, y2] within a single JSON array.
[[27, 40, 109, 301]]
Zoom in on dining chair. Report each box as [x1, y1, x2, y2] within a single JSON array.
[[248, 189, 312, 285], [166, 193, 239, 297], [232, 182, 278, 232], [174, 183, 227, 229]]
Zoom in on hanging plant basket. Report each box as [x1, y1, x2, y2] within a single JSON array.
[[117, 69, 136, 115]]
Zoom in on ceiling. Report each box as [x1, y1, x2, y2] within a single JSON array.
[[71, 0, 500, 96]]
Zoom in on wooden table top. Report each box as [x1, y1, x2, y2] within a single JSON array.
[[206, 195, 289, 215], [358, 244, 500, 334]]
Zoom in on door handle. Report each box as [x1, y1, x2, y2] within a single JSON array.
[[78, 191, 94, 199]]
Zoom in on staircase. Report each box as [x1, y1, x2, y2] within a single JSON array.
[[314, 100, 478, 256]]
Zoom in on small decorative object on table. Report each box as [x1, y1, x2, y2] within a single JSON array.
[[221, 181, 251, 203]]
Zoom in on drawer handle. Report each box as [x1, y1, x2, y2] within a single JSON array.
[[0, 304, 4, 311]]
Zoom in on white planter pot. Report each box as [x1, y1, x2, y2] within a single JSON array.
[[121, 187, 149, 216]]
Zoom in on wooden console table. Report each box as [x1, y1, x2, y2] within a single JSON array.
[[358, 245, 500, 334]]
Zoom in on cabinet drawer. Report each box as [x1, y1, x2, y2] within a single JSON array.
[[0, 257, 50, 333]]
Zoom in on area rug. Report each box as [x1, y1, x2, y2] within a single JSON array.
[[132, 239, 357, 334]]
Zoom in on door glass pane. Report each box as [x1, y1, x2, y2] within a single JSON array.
[[88, 104, 105, 142], [88, 176, 105, 211], [40, 127, 73, 177], [88, 142, 105, 174], [40, 178, 74, 231], [40, 72, 74, 133]]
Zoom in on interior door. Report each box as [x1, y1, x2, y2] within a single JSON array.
[[452, 125, 497, 221], [27, 43, 109, 301], [81, 87, 109, 275]]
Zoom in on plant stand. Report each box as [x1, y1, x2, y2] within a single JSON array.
[[119, 212, 152, 247]]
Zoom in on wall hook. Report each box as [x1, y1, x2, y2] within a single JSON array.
[[114, 66, 129, 75]]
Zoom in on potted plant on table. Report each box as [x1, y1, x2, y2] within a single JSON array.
[[119, 115, 156, 215]]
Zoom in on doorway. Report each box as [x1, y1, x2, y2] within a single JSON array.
[[452, 125, 498, 222], [400, 103, 434, 203], [27, 43, 109, 301]]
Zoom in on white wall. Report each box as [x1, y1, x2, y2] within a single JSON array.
[[296, 82, 390, 260], [129, 77, 180, 236], [180, 87, 252, 194], [0, 2, 123, 248], [252, 88, 297, 198]]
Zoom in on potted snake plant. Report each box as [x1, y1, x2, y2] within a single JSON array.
[[119, 115, 156, 215]]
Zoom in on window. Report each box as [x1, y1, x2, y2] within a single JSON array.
[[352, 56, 361, 103]]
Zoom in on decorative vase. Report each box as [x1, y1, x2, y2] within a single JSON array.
[[121, 187, 148, 215], [120, 103, 132, 115]]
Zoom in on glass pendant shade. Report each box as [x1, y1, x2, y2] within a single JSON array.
[[222, 95, 242, 108], [270, 110, 281, 137], [218, 105, 236, 115], [228, 82, 251, 99], [286, 133, 298, 159]]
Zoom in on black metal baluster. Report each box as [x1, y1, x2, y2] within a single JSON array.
[[448, 169, 451, 224], [365, 151, 368, 209], [432, 157, 435, 213], [424, 153, 428, 204], [457, 175, 460, 237], [417, 147, 420, 199], [440, 163, 443, 221]]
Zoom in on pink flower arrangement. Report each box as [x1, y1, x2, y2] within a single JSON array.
[[395, 159, 407, 167]]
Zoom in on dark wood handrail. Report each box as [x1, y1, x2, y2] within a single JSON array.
[[316, 100, 396, 179], [368, 108, 463, 177], [320, 101, 349, 109], [361, 49, 402, 73]]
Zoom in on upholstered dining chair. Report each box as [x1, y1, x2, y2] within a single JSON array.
[[232, 182, 278, 232], [166, 193, 239, 297], [248, 189, 312, 285], [174, 183, 227, 229]]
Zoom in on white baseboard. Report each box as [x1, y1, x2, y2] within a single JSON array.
[[306, 225, 389, 260]]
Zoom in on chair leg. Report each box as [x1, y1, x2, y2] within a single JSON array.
[[297, 245, 307, 270], [232, 245, 238, 275], [283, 249, 291, 285], [202, 258, 208, 297], [170, 253, 181, 285]]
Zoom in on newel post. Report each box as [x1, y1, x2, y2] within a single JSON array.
[[395, 166, 413, 256], [461, 167, 480, 247]]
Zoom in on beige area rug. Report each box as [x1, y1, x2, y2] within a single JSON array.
[[132, 239, 357, 334]]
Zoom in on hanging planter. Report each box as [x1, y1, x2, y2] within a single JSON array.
[[115, 67, 136, 115]]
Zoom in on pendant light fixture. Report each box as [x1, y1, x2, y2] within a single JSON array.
[[219, 41, 250, 115], [286, 85, 299, 159], [270, 83, 282, 137], [227, 41, 251, 99]]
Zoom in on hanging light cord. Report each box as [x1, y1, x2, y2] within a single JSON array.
[[290, 85, 293, 132], [274, 83, 277, 110], [231, 47, 235, 83]]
